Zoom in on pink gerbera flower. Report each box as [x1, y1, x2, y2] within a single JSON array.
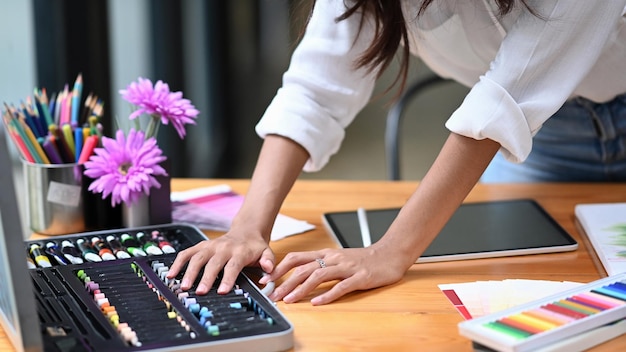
[[84, 129, 168, 207], [119, 77, 199, 139]]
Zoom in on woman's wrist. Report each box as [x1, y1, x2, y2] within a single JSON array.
[[371, 238, 417, 272], [229, 212, 273, 242]]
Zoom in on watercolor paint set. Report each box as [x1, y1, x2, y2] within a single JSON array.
[[458, 273, 626, 352]]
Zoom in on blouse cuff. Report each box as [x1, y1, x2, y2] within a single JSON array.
[[445, 76, 535, 163], [255, 92, 345, 172]]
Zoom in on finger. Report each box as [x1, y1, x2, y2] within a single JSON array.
[[272, 261, 324, 302], [179, 251, 211, 291], [310, 274, 363, 306], [283, 265, 336, 303], [268, 251, 321, 281], [259, 248, 275, 275], [166, 247, 196, 279], [216, 258, 247, 294], [194, 255, 228, 294]]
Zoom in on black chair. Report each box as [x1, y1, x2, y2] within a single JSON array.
[[385, 75, 455, 180]]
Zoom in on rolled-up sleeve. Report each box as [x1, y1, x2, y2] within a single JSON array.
[[446, 0, 626, 162], [255, 0, 379, 172]]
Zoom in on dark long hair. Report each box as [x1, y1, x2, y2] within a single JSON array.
[[313, 0, 536, 97]]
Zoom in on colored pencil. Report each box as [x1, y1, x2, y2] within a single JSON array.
[[2, 112, 35, 162], [62, 123, 76, 156], [48, 124, 72, 163], [54, 91, 62, 125], [78, 135, 98, 164], [3, 74, 104, 165], [34, 89, 54, 127], [6, 111, 43, 164], [42, 136, 63, 164], [74, 126, 84, 162], [18, 116, 49, 164], [71, 73, 83, 127]]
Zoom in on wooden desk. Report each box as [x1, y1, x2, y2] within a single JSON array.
[[3, 179, 626, 351]]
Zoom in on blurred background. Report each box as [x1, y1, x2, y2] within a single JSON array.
[[2, 0, 469, 183]]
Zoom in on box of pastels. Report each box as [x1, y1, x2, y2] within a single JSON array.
[[23, 223, 294, 351]]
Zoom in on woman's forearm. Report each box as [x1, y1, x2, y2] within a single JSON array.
[[376, 133, 501, 267], [231, 134, 310, 241]]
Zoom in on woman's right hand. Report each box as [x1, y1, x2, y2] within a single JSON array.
[[165, 228, 275, 295], [167, 135, 310, 296]]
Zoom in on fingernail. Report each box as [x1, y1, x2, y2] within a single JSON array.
[[259, 276, 268, 284], [218, 283, 229, 294], [196, 283, 207, 294], [181, 278, 190, 289], [268, 288, 280, 300], [283, 293, 294, 303], [311, 297, 321, 305]]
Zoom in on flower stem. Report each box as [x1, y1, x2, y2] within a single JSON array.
[[145, 114, 160, 139], [133, 117, 141, 133]]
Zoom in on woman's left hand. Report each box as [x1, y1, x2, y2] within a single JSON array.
[[260, 245, 409, 305]]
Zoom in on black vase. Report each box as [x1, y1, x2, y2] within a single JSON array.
[[82, 164, 172, 231]]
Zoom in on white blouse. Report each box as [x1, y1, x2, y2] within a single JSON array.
[[256, 0, 626, 171]]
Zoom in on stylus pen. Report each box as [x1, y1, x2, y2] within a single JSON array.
[[357, 207, 372, 247]]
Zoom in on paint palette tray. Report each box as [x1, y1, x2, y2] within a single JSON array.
[[21, 223, 294, 351], [458, 273, 626, 352]]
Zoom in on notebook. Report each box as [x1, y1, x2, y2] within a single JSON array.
[[322, 199, 578, 263], [575, 202, 626, 276], [0, 129, 293, 352]]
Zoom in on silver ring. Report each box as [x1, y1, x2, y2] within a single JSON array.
[[315, 258, 326, 268]]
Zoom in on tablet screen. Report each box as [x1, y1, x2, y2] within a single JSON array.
[[322, 199, 578, 263]]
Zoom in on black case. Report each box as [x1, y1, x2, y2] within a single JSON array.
[[24, 223, 293, 352]]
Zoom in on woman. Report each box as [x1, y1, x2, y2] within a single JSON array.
[[167, 0, 626, 305]]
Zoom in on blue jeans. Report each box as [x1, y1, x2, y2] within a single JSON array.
[[481, 93, 626, 183]]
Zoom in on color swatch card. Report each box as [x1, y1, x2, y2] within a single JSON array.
[[458, 273, 626, 352], [575, 202, 626, 276], [439, 279, 583, 320], [171, 184, 315, 241]]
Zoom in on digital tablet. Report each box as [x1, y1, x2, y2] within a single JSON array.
[[322, 199, 578, 263]]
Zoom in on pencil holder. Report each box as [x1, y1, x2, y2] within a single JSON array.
[[23, 161, 84, 235], [22, 161, 122, 235]]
